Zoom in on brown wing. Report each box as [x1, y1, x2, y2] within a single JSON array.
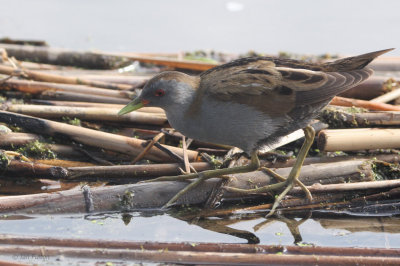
[[187, 49, 393, 117], [187, 60, 366, 117]]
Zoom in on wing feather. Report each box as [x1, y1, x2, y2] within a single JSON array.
[[187, 50, 392, 117], [190, 59, 371, 117]]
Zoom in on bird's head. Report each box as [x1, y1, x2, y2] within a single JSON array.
[[118, 71, 199, 115]]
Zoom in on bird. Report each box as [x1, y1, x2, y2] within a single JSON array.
[[119, 48, 393, 215]]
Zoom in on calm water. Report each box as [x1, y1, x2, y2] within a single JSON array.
[[1, 0, 399, 55], [1, 210, 399, 247]]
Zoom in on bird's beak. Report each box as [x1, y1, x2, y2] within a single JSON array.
[[118, 97, 146, 115]]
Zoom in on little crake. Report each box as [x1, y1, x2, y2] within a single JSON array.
[[119, 48, 393, 215]]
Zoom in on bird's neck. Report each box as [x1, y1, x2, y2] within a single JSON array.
[[163, 82, 197, 120]]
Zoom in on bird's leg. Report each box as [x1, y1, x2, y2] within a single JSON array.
[[266, 125, 315, 217], [143, 151, 260, 208], [143, 151, 260, 183], [224, 126, 315, 217], [260, 167, 312, 202]]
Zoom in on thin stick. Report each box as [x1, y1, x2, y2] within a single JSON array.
[[67, 162, 212, 180], [370, 88, 400, 103], [0, 64, 132, 90], [30, 100, 164, 114], [0, 43, 130, 69], [6, 104, 167, 125], [331, 96, 400, 111], [131, 132, 165, 164], [93, 51, 219, 71], [153, 142, 198, 174], [182, 136, 191, 174], [1, 79, 133, 98]]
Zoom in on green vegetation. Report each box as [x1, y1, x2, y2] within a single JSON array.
[[17, 140, 56, 159]]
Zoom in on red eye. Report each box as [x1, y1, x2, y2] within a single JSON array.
[[155, 89, 165, 97]]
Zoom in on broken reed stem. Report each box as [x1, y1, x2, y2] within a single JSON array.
[[38, 90, 131, 104], [331, 96, 400, 111], [226, 159, 375, 194], [30, 100, 164, 114], [0, 79, 133, 98], [0, 132, 40, 146], [0, 111, 197, 162], [1, 159, 68, 179], [67, 162, 212, 180], [182, 136, 191, 174], [93, 51, 219, 71], [6, 104, 167, 125], [261, 153, 400, 169], [0, 43, 131, 69], [131, 132, 165, 164], [290, 179, 400, 194], [0, 64, 132, 90], [318, 128, 400, 151], [370, 88, 400, 103], [321, 107, 400, 127]]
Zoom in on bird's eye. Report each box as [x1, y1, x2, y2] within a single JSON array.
[[154, 89, 165, 97]]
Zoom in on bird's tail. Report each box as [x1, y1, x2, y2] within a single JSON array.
[[323, 48, 394, 72]]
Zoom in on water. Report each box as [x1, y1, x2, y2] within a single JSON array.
[[1, 0, 399, 55], [1, 211, 399, 247]]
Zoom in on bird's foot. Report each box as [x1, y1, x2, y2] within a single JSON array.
[[224, 125, 315, 217], [223, 174, 311, 217], [140, 151, 260, 209], [139, 168, 234, 209], [139, 172, 199, 184]]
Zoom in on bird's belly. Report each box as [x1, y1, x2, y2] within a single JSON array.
[[166, 99, 282, 153]]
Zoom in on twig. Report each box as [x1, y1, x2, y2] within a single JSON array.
[[0, 43, 132, 69], [67, 162, 211, 180], [73, 146, 114, 166], [182, 136, 191, 174], [6, 104, 167, 125], [39, 90, 131, 104], [0, 132, 40, 147], [0, 74, 13, 84], [331, 96, 400, 111], [321, 107, 400, 127], [370, 88, 400, 103], [153, 142, 198, 173], [92, 51, 219, 71], [1, 159, 68, 179], [1, 79, 134, 98], [0, 64, 132, 90], [131, 132, 165, 164]]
